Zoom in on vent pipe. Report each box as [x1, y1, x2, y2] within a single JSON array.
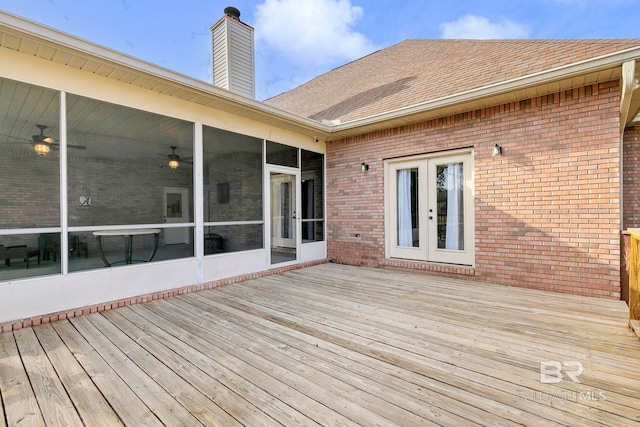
[[224, 6, 241, 19]]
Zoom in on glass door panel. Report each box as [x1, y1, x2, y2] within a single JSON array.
[[436, 162, 464, 250], [270, 171, 298, 264], [397, 168, 420, 247], [428, 154, 473, 265], [388, 161, 425, 260]]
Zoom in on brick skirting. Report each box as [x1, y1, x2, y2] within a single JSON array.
[[381, 258, 475, 277], [1, 259, 329, 333]]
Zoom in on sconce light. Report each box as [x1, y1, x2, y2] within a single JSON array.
[[492, 143, 502, 157], [33, 143, 50, 156], [361, 162, 369, 172]]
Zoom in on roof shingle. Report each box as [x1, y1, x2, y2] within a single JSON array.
[[264, 39, 640, 123]]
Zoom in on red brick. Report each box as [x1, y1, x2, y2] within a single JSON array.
[[327, 83, 623, 298]]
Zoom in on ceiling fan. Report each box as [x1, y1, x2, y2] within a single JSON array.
[[158, 146, 192, 169], [31, 125, 86, 154], [0, 124, 86, 155]]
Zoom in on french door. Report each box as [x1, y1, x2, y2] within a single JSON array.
[[387, 152, 474, 265]]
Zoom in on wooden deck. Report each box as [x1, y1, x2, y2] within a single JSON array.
[[1, 263, 639, 426]]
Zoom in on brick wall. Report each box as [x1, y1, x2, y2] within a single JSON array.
[[623, 126, 640, 229], [0, 149, 193, 253], [205, 151, 263, 251], [68, 156, 193, 227], [327, 82, 622, 298], [0, 147, 60, 229]]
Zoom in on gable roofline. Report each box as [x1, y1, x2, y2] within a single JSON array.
[[325, 46, 640, 140]]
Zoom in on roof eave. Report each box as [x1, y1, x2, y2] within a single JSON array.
[[325, 46, 640, 141], [0, 12, 331, 139], [2, 11, 638, 144]]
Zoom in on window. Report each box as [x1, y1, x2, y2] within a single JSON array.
[[267, 140, 298, 167], [203, 125, 264, 254], [301, 150, 324, 242], [0, 79, 60, 229], [66, 94, 195, 271], [0, 78, 62, 281], [386, 151, 474, 266]]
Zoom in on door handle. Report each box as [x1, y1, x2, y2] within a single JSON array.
[[429, 216, 433, 220]]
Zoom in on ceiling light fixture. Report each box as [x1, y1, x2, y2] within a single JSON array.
[[34, 143, 50, 156]]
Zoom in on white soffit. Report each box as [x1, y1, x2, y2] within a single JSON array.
[[0, 12, 329, 139]]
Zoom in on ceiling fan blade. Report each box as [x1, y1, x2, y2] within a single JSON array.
[[49, 143, 86, 150], [32, 135, 57, 143], [0, 133, 30, 143]]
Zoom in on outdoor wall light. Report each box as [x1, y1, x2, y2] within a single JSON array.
[[361, 162, 369, 172], [492, 143, 503, 157]]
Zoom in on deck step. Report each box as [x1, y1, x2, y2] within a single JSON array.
[[631, 319, 640, 339]]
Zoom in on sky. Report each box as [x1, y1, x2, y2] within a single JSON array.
[[2, 0, 639, 100]]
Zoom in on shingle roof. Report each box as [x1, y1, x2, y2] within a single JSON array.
[[264, 39, 640, 124]]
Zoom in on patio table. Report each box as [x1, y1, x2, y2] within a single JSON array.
[[93, 229, 161, 267]]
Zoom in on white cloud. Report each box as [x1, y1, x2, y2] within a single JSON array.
[[440, 15, 529, 39], [254, 0, 376, 67]]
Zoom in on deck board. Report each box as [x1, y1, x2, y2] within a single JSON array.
[[1, 263, 640, 426], [51, 320, 163, 427], [0, 332, 44, 427], [31, 324, 123, 427], [12, 328, 84, 427]]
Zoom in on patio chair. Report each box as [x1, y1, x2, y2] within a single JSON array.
[[69, 235, 88, 258], [38, 233, 60, 261], [204, 233, 225, 254], [5, 245, 40, 269], [38, 234, 88, 260]]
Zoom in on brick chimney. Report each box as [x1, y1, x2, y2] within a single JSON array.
[[211, 7, 255, 99]]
